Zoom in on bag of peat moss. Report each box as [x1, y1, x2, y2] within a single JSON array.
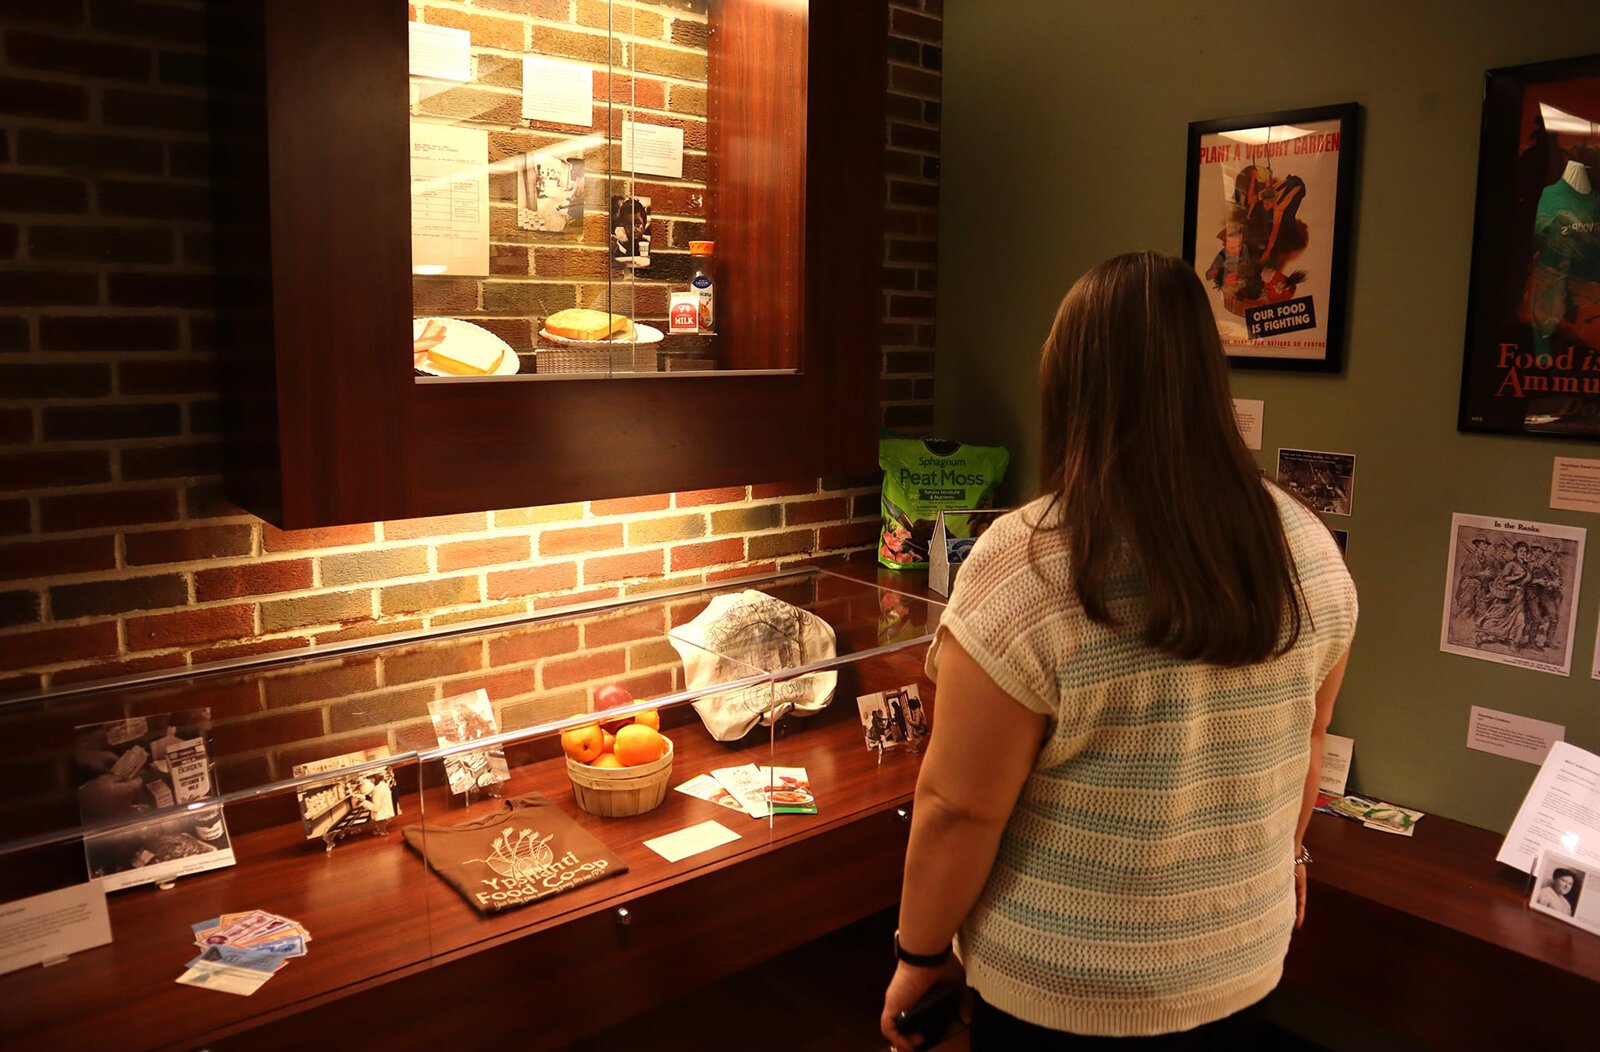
[[878, 433, 1008, 570]]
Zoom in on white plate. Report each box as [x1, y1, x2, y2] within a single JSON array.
[[413, 317, 520, 377], [538, 322, 664, 347]]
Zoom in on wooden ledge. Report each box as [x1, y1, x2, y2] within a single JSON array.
[[1286, 811, 1599, 1050]]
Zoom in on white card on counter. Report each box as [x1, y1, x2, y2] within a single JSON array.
[[0, 881, 112, 977], [1497, 741, 1600, 874], [1550, 456, 1600, 513], [175, 961, 273, 997], [1318, 733, 1354, 795], [643, 820, 741, 863], [1467, 705, 1564, 765], [521, 55, 593, 127], [1232, 398, 1264, 451], [674, 773, 749, 813], [621, 120, 684, 179], [408, 22, 471, 82]]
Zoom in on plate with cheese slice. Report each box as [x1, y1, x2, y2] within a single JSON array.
[[413, 317, 520, 377], [539, 308, 663, 346]]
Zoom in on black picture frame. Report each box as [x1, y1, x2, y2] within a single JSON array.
[[1182, 103, 1359, 373], [1458, 54, 1600, 439]]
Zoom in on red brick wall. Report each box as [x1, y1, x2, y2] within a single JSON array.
[[0, 0, 941, 697]]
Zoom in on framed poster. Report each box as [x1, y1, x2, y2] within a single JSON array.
[[1459, 54, 1600, 438], [1183, 103, 1359, 372]]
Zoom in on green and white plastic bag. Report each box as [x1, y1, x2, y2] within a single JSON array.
[[878, 434, 1008, 570]]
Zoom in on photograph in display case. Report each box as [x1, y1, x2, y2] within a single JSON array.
[[517, 151, 585, 234], [857, 685, 929, 753], [609, 194, 652, 266], [292, 747, 400, 843], [1182, 103, 1358, 372], [74, 710, 235, 891], [1440, 513, 1585, 676], [428, 689, 511, 795], [1459, 53, 1600, 438]]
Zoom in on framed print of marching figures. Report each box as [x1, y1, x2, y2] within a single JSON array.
[[1183, 103, 1359, 372], [1440, 513, 1585, 677], [1459, 54, 1600, 438]]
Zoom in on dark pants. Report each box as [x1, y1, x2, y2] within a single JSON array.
[[970, 993, 1267, 1051]]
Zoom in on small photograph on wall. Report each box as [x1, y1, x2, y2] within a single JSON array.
[[1460, 54, 1600, 439], [1440, 513, 1585, 676], [1275, 448, 1355, 516], [517, 151, 585, 234], [1183, 103, 1358, 372]]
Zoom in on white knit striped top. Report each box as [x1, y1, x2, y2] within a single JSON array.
[[926, 483, 1357, 1036]]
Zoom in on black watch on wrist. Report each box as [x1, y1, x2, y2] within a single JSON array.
[[894, 929, 953, 968]]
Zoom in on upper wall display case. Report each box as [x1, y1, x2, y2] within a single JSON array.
[[217, 1, 887, 529]]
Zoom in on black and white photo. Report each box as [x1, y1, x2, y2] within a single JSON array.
[[857, 685, 929, 752], [1275, 448, 1356, 516], [75, 709, 235, 891], [1441, 513, 1585, 676], [292, 747, 400, 842], [1529, 850, 1599, 935], [517, 151, 584, 234], [428, 689, 511, 795], [609, 194, 652, 265]]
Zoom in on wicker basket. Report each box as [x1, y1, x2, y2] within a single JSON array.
[[535, 344, 659, 374], [565, 736, 674, 817]]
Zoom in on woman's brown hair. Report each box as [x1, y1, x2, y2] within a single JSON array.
[[1037, 251, 1302, 665]]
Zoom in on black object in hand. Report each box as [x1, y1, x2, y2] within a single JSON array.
[[893, 981, 966, 1046]]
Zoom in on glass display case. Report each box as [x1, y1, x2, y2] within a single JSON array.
[[218, 0, 882, 526], [0, 565, 941, 1050], [409, 0, 752, 380]]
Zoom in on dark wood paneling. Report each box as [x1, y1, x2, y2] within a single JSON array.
[[807, 0, 889, 478], [709, 0, 807, 371], [408, 374, 817, 514], [260, 0, 414, 526]]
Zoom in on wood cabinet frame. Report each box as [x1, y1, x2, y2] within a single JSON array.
[[220, 0, 886, 528]]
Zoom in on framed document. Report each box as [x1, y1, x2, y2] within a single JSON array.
[[1183, 103, 1359, 372]]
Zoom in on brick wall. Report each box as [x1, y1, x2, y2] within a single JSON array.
[[0, 0, 941, 698]]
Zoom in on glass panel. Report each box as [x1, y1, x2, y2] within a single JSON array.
[[0, 567, 940, 1044], [407, 0, 735, 383]]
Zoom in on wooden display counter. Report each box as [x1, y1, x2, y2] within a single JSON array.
[[2, 646, 932, 1052], [1288, 810, 1600, 1051]]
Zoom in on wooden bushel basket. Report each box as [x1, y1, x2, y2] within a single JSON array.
[[565, 736, 674, 817]]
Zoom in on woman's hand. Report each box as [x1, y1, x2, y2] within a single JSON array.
[[880, 958, 967, 1051], [1294, 860, 1308, 928]]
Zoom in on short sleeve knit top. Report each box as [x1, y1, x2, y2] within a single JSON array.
[[926, 483, 1357, 1036]]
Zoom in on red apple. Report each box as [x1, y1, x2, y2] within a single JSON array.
[[595, 683, 634, 734]]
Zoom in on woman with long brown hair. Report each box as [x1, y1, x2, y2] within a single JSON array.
[[881, 252, 1356, 1049]]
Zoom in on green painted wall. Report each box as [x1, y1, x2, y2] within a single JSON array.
[[937, 1, 1600, 832]]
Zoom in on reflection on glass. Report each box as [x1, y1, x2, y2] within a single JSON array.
[[406, 1, 725, 381]]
